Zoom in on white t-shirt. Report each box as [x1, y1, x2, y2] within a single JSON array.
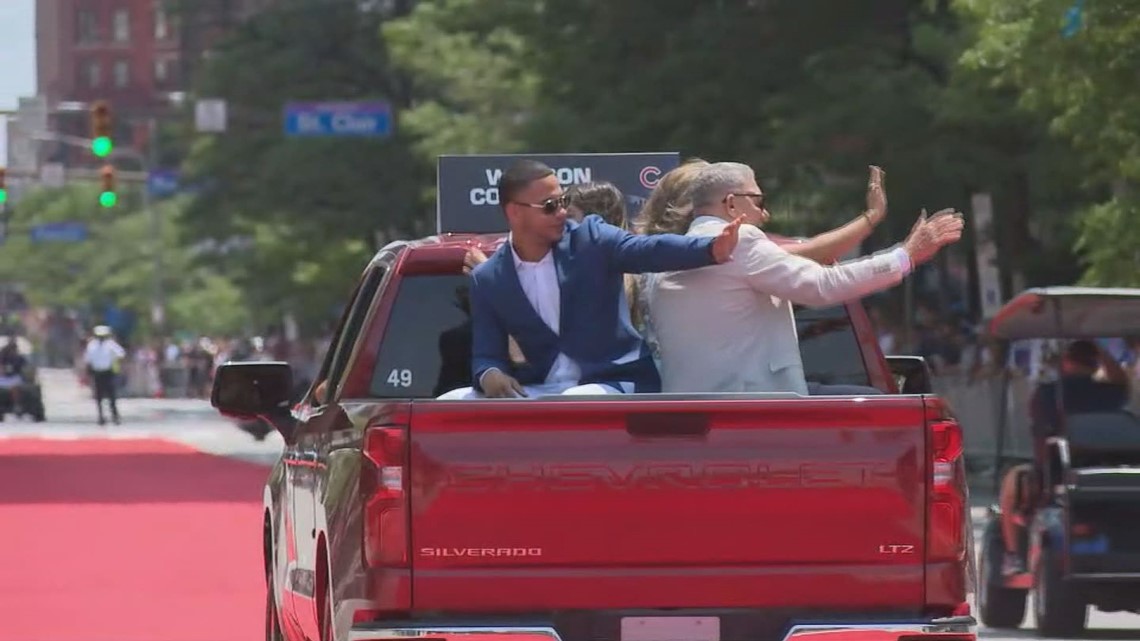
[[85, 338, 126, 372]]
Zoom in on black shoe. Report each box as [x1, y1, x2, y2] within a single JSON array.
[[98, 417, 106, 426]]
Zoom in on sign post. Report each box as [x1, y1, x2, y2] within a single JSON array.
[[436, 152, 680, 235]]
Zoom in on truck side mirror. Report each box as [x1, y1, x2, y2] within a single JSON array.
[[212, 361, 297, 442], [885, 355, 933, 395]]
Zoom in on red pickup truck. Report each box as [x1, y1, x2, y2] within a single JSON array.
[[212, 232, 977, 641]]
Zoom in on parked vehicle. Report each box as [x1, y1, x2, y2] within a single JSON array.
[[0, 335, 46, 422], [212, 231, 976, 641], [977, 286, 1140, 637]]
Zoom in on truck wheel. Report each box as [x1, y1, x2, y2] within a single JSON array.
[[321, 577, 334, 641], [979, 520, 1027, 629], [1034, 543, 1087, 637], [265, 571, 284, 641]]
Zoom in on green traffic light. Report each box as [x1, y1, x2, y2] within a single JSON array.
[[0, 189, 7, 204], [99, 191, 117, 208], [92, 136, 113, 158]]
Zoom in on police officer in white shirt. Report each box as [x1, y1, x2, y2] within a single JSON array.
[[84, 325, 126, 425]]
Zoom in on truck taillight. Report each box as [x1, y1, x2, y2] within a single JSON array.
[[361, 425, 408, 568], [928, 418, 966, 562]]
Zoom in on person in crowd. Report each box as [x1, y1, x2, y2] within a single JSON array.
[[0, 337, 28, 417], [84, 325, 126, 425], [437, 159, 743, 399], [645, 161, 964, 395], [566, 181, 628, 228], [998, 339, 1131, 575]]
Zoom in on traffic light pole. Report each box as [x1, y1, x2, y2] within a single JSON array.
[[29, 127, 165, 333]]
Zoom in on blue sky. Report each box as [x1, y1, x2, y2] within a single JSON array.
[[0, 0, 36, 164], [0, 0, 35, 110]]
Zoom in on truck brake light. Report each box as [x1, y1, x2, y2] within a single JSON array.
[[928, 418, 966, 563], [361, 425, 409, 568]]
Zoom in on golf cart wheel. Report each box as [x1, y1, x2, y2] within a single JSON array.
[[979, 519, 1027, 629], [1034, 543, 1087, 637]]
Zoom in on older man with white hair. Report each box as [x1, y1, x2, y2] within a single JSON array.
[[646, 161, 965, 395]]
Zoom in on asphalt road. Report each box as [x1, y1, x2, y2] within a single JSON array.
[[3, 369, 1138, 640]]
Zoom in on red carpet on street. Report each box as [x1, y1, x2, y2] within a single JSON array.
[[0, 437, 269, 641]]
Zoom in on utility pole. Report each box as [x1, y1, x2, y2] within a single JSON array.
[[147, 118, 164, 334]]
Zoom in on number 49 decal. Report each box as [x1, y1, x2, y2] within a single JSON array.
[[386, 368, 413, 388]]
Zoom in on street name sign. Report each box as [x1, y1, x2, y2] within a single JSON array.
[[283, 101, 392, 137], [30, 221, 89, 243]]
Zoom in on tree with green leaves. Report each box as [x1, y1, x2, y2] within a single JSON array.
[[0, 185, 250, 338], [178, 0, 423, 331], [956, 0, 1140, 285]]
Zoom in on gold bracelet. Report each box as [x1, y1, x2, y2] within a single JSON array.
[[861, 211, 875, 227]]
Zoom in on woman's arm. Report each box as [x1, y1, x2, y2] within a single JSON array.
[[786, 213, 876, 263], [786, 165, 886, 264]]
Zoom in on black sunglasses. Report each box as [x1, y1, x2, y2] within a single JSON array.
[[512, 193, 571, 215], [724, 192, 766, 209]]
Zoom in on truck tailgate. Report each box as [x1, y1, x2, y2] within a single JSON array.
[[407, 396, 927, 611]]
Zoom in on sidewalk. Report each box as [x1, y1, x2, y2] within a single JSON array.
[[36, 368, 220, 425]]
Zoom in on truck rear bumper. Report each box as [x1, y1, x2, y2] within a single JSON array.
[[348, 615, 977, 641]]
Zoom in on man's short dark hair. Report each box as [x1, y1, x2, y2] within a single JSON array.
[[1065, 340, 1100, 369], [498, 160, 555, 210]]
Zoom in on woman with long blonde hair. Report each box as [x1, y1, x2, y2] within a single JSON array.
[[632, 159, 891, 358]]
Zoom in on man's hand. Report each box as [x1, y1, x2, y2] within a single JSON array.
[[865, 165, 887, 226], [902, 208, 964, 265], [711, 214, 746, 263], [481, 369, 527, 398], [463, 247, 488, 275]]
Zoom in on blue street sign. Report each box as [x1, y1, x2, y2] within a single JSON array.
[[147, 169, 180, 198], [1061, 0, 1085, 38], [30, 221, 89, 243], [283, 101, 392, 137]]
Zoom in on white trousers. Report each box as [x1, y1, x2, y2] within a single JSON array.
[[436, 380, 634, 400]]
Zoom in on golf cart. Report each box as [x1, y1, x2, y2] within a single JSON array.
[[0, 334, 46, 422], [978, 287, 1140, 636]]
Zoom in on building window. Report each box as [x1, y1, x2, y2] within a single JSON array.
[[84, 60, 102, 88], [76, 9, 98, 43], [112, 8, 131, 43], [154, 58, 168, 83], [113, 60, 131, 88], [155, 2, 170, 40]]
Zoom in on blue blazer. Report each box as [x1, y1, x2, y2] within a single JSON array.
[[469, 215, 717, 393]]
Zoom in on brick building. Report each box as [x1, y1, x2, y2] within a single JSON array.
[[34, 0, 272, 166]]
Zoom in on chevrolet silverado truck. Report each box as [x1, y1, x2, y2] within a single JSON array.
[[212, 233, 977, 641]]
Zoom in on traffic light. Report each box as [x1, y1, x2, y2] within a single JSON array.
[[99, 165, 117, 208], [90, 100, 113, 158], [0, 167, 7, 205]]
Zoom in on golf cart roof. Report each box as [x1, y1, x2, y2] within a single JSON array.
[[989, 286, 1140, 340]]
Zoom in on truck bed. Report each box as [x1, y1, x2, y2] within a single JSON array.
[[406, 394, 929, 613]]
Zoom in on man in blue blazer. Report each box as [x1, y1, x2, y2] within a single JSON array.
[[437, 160, 742, 399]]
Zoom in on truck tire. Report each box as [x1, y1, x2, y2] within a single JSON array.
[[1034, 542, 1086, 637], [265, 570, 284, 641], [979, 519, 1027, 629]]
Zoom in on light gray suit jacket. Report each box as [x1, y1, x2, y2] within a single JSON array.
[[646, 216, 910, 395]]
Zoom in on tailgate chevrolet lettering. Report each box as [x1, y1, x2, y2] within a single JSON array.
[[443, 460, 905, 492]]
